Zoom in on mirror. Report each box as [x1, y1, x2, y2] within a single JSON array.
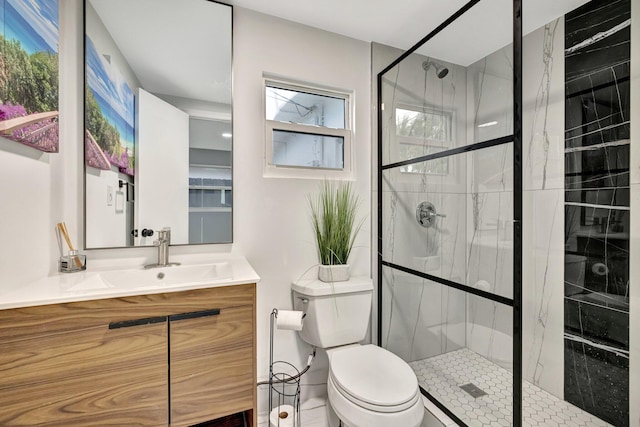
[[84, 0, 232, 249]]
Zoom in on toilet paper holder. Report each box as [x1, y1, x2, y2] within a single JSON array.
[[267, 309, 301, 427]]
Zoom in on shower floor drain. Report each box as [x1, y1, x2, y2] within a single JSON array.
[[459, 383, 488, 398]]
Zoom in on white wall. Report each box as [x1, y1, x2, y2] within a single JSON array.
[[85, 168, 131, 248], [0, 1, 372, 421], [232, 8, 371, 415], [0, 1, 84, 289]]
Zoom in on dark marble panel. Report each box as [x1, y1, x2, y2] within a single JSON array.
[[565, 295, 629, 346], [565, 0, 630, 80], [564, 339, 629, 427], [565, 0, 630, 149], [564, 0, 630, 424], [565, 188, 630, 210], [565, 148, 630, 194], [565, 62, 630, 147]]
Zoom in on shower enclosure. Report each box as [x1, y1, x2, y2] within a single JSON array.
[[376, 0, 632, 426]]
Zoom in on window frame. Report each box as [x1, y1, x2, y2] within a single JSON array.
[[263, 76, 354, 179]]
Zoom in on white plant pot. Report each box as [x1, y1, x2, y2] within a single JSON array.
[[318, 264, 350, 282]]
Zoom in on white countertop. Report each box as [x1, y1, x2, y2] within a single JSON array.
[[0, 255, 260, 311]]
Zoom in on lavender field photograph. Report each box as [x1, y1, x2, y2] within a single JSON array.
[[85, 35, 135, 175], [0, 0, 59, 153]]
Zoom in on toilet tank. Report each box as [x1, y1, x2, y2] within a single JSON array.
[[292, 276, 373, 348]]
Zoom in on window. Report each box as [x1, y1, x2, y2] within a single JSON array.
[[264, 78, 352, 178], [395, 106, 452, 175]]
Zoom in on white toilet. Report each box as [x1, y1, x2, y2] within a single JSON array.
[[292, 276, 424, 427]]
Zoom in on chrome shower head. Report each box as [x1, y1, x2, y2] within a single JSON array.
[[422, 60, 449, 79]]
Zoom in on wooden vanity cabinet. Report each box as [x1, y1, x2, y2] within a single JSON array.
[[0, 299, 169, 426], [170, 305, 254, 427], [0, 283, 256, 426], [168, 284, 256, 427]]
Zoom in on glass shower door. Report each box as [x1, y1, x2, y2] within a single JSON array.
[[377, 0, 521, 425]]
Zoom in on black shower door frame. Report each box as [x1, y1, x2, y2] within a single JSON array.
[[376, 0, 523, 425]]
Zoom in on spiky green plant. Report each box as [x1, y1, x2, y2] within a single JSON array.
[[309, 180, 364, 266]]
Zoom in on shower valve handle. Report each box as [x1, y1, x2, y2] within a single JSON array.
[[416, 202, 445, 228]]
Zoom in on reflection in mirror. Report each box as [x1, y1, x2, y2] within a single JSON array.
[[84, 0, 232, 249]]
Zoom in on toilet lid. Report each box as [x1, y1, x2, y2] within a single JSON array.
[[330, 345, 419, 408]]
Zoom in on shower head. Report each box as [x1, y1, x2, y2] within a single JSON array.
[[422, 60, 449, 79]]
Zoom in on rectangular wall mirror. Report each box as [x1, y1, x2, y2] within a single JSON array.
[[84, 0, 232, 249]]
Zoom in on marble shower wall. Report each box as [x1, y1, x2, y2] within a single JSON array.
[[464, 17, 568, 399], [465, 43, 515, 366], [380, 49, 469, 362], [379, 1, 636, 425], [521, 18, 566, 399]]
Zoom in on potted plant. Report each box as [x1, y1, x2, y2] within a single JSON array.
[[308, 180, 364, 282]]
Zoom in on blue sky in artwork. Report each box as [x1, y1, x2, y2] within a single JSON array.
[[86, 36, 135, 151], [1, 0, 59, 54]]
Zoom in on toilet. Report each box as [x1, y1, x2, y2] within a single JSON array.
[[292, 276, 424, 427]]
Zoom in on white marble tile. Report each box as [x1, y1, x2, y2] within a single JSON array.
[[469, 144, 514, 194], [466, 45, 514, 145], [466, 303, 513, 369], [466, 191, 514, 298], [381, 188, 467, 283], [522, 189, 565, 398], [382, 152, 467, 195], [523, 19, 565, 191], [381, 266, 466, 363], [380, 52, 468, 167], [381, 267, 428, 361], [408, 282, 466, 361]]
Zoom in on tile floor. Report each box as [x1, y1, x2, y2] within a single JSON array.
[[410, 348, 613, 427]]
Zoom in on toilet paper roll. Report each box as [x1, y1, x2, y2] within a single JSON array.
[[474, 280, 492, 292], [591, 263, 609, 276], [270, 404, 295, 427], [276, 310, 304, 331]]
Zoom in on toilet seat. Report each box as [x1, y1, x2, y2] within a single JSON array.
[[329, 345, 420, 412]]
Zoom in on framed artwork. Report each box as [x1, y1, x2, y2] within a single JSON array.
[[0, 0, 59, 153]]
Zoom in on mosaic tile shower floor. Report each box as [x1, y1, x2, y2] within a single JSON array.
[[410, 349, 612, 427]]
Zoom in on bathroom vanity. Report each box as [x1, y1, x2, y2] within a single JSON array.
[[0, 259, 258, 426]]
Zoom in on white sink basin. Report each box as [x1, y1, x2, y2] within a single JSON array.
[[99, 262, 233, 289], [1, 256, 259, 311], [65, 275, 114, 291]]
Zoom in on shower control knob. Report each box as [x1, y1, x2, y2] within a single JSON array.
[[416, 202, 446, 228]]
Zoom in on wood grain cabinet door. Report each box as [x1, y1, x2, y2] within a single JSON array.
[[169, 305, 254, 427], [0, 319, 168, 426]]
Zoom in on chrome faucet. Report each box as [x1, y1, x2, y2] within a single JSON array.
[[145, 227, 181, 269]]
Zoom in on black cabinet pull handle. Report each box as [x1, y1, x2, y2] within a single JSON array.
[[109, 316, 167, 329], [169, 309, 220, 322]]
